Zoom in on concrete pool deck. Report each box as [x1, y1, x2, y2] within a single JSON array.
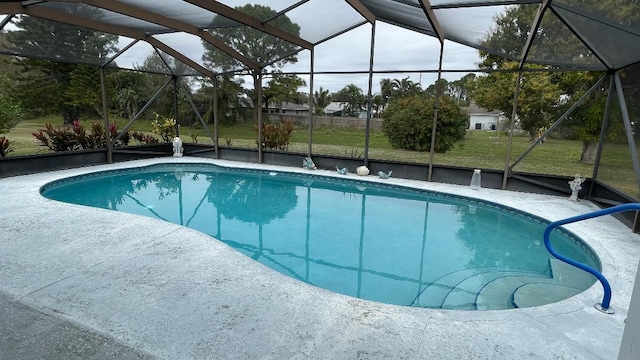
[[1, 157, 639, 359]]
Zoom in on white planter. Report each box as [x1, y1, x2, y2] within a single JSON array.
[[356, 166, 370, 176]]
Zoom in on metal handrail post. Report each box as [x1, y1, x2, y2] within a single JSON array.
[[543, 203, 640, 313]]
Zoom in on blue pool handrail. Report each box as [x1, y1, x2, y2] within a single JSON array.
[[544, 203, 640, 314]]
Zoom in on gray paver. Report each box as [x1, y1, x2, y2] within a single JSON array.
[[0, 158, 638, 359], [0, 291, 155, 360]]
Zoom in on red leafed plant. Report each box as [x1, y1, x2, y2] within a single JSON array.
[[32, 121, 135, 152], [0, 136, 13, 157]]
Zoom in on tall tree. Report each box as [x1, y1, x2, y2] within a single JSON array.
[[391, 77, 422, 98], [203, 4, 300, 72], [135, 51, 193, 123], [371, 94, 384, 118], [447, 74, 476, 106], [65, 65, 103, 117], [109, 70, 148, 120], [7, 8, 118, 123], [334, 84, 365, 117], [202, 4, 301, 125], [424, 78, 449, 98], [474, 62, 562, 138], [379, 78, 394, 111], [313, 87, 332, 115], [262, 72, 306, 111], [475, 5, 622, 162]]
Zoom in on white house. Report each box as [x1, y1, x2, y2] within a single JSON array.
[[466, 102, 503, 131]]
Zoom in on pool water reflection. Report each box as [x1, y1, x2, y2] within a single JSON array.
[[41, 163, 599, 310]]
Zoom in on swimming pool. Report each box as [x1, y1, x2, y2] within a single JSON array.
[[41, 163, 599, 310]]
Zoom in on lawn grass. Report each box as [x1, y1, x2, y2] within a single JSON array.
[[3, 115, 637, 197]]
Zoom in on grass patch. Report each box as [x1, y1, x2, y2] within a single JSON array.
[[3, 116, 637, 197]]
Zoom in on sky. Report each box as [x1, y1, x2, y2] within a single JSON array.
[[1, 1, 507, 94], [112, 20, 485, 94], [103, 0, 510, 94]]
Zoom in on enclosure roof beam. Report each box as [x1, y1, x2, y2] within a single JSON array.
[[550, 5, 612, 70], [183, 0, 313, 50], [19, 5, 217, 79], [61, 0, 259, 72], [519, 0, 551, 69], [417, 1, 444, 44], [345, 0, 376, 24]]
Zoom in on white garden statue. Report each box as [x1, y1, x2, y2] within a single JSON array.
[[173, 136, 183, 157], [568, 174, 585, 201]]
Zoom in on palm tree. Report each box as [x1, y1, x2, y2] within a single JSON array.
[[313, 87, 332, 115], [371, 93, 384, 117], [379, 78, 394, 110], [392, 76, 422, 98], [336, 84, 365, 117]]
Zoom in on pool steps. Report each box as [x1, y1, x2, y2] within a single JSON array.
[[412, 258, 595, 310]]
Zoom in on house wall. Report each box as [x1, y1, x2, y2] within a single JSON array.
[[469, 114, 498, 131]]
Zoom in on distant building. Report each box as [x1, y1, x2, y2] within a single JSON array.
[[466, 101, 504, 131], [323, 102, 344, 116], [266, 102, 309, 114], [323, 102, 369, 118]]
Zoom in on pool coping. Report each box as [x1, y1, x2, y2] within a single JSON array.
[[1, 157, 639, 359]]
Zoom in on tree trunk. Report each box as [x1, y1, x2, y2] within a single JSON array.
[[581, 140, 598, 164], [62, 107, 78, 125]]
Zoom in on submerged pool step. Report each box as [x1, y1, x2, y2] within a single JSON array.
[[507, 259, 595, 308], [475, 276, 555, 310], [412, 268, 545, 309], [440, 271, 548, 310], [511, 282, 583, 308], [413, 259, 596, 310], [412, 268, 481, 308]]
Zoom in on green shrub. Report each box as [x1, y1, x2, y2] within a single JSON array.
[[382, 95, 467, 153], [0, 95, 23, 134], [151, 113, 177, 143]]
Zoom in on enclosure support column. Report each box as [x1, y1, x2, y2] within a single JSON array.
[[213, 75, 220, 159], [614, 72, 640, 195], [308, 47, 315, 158], [428, 41, 445, 181], [173, 76, 180, 138], [591, 74, 615, 186], [363, 21, 376, 167], [255, 71, 264, 164], [510, 74, 607, 171], [502, 71, 523, 190], [99, 66, 112, 163]]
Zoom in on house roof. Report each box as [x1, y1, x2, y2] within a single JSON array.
[[466, 101, 502, 116]]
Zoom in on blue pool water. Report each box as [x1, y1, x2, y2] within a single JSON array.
[[41, 163, 599, 310]]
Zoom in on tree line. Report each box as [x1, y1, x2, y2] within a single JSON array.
[[1, 2, 639, 162]]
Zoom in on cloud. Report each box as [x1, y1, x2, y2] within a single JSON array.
[[277, 22, 481, 93], [110, 19, 482, 94]]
